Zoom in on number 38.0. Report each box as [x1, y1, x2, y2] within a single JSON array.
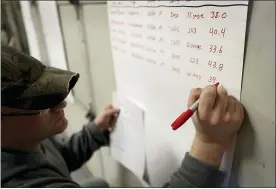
[[210, 11, 227, 18]]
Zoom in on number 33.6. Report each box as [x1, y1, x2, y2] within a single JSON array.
[[209, 45, 223, 53]]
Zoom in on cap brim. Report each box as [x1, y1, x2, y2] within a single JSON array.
[[15, 67, 79, 110]]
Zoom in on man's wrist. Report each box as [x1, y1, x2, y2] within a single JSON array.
[[89, 121, 104, 132], [189, 135, 224, 168]]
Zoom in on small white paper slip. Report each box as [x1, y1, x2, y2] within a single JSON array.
[[110, 92, 146, 178]]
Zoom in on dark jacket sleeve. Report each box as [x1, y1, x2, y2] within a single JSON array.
[[52, 121, 110, 172], [163, 153, 225, 187], [2, 167, 82, 188]]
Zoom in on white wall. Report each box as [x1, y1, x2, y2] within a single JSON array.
[[58, 4, 93, 109], [37, 1, 74, 103], [231, 1, 275, 187], [20, 1, 41, 61]]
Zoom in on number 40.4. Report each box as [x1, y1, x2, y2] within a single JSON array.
[[209, 28, 226, 37]]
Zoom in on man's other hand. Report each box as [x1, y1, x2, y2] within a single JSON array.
[[94, 104, 120, 131]]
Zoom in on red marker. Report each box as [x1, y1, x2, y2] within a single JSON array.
[[171, 82, 219, 131]]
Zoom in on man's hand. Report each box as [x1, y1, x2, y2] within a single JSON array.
[[188, 85, 244, 167], [94, 104, 120, 131]]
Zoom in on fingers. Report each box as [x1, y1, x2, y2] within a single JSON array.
[[225, 96, 235, 113], [224, 96, 234, 123], [105, 104, 114, 110], [192, 85, 245, 148], [104, 108, 120, 129], [198, 85, 217, 120], [188, 88, 202, 107], [105, 108, 120, 117], [211, 86, 228, 124]]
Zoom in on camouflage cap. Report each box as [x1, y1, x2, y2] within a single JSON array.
[[1, 46, 79, 110]]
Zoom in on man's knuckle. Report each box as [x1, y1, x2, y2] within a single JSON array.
[[190, 88, 201, 96], [205, 86, 216, 97], [224, 113, 232, 124], [199, 112, 209, 122], [227, 96, 233, 103], [210, 115, 220, 125]]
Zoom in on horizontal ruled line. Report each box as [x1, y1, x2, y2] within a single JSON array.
[[110, 4, 248, 8]]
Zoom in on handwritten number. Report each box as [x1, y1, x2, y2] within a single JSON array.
[[208, 60, 224, 71], [210, 11, 227, 19], [210, 11, 215, 18], [213, 45, 217, 53], [190, 57, 199, 64], [222, 12, 227, 18], [219, 46, 223, 53], [208, 76, 216, 83], [210, 11, 219, 18], [209, 45, 223, 54], [212, 61, 216, 68], [209, 45, 213, 52], [221, 28, 226, 37], [188, 28, 196, 34], [209, 28, 226, 37]]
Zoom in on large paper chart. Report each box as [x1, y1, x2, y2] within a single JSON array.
[[108, 1, 248, 186]]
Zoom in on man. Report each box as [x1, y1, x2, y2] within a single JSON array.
[[1, 46, 244, 187]]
